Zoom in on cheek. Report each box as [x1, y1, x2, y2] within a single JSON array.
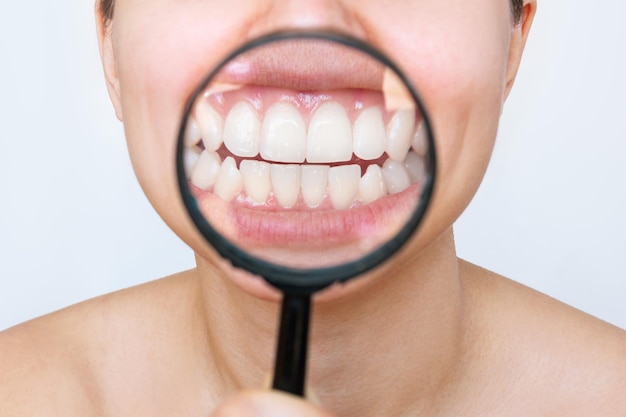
[[112, 1, 262, 225], [361, 1, 512, 231], [417, 41, 508, 236], [390, 17, 509, 174]]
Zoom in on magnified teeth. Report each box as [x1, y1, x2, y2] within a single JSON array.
[[185, 120, 202, 147], [301, 165, 329, 208], [328, 165, 361, 210], [404, 151, 425, 183], [191, 150, 221, 190], [196, 101, 224, 152], [214, 156, 243, 202], [261, 102, 307, 163], [359, 165, 386, 204], [307, 102, 352, 163], [191, 100, 422, 165], [386, 108, 415, 162], [411, 122, 427, 157], [186, 97, 427, 209], [271, 164, 301, 208], [353, 107, 386, 160], [191, 156, 424, 208], [382, 159, 411, 194], [224, 101, 261, 157], [184, 147, 201, 179], [240, 160, 271, 204]]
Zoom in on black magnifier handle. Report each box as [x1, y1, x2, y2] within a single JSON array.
[[272, 292, 312, 396]]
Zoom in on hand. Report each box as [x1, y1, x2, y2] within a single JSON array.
[[212, 390, 336, 417]]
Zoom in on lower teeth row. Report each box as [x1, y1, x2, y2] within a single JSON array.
[[185, 149, 424, 210]]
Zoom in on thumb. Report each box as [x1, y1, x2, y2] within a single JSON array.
[[212, 390, 336, 417]]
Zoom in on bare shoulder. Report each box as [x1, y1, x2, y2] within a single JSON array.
[[0, 315, 94, 416], [0, 269, 203, 417], [460, 260, 626, 415]]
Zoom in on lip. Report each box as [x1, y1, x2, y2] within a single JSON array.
[[215, 39, 386, 91], [191, 181, 421, 269]]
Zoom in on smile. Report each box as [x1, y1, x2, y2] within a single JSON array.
[[183, 86, 427, 211]]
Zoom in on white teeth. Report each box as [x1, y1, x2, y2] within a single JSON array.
[[223, 101, 261, 157], [191, 150, 222, 190], [411, 122, 427, 157], [191, 157, 422, 207], [359, 165, 386, 204], [382, 159, 411, 195], [307, 102, 353, 163], [214, 156, 243, 202], [404, 151, 425, 183], [328, 165, 361, 210], [353, 107, 386, 161], [185, 120, 202, 147], [186, 100, 426, 209], [194, 101, 421, 164], [184, 147, 201, 179], [240, 160, 271, 204], [271, 164, 301, 209], [260, 102, 307, 163], [301, 165, 329, 208], [386, 108, 415, 162], [196, 101, 224, 152]]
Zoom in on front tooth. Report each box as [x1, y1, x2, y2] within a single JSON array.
[[411, 122, 427, 157], [359, 165, 386, 204], [307, 102, 353, 163], [260, 102, 306, 163], [404, 151, 425, 183], [328, 165, 360, 210], [184, 119, 202, 147], [214, 156, 243, 202], [190, 150, 221, 190], [382, 159, 411, 194], [271, 164, 301, 208], [301, 165, 329, 208], [353, 107, 386, 160], [196, 101, 224, 152], [386, 108, 415, 162], [223, 101, 261, 157], [240, 160, 271, 204]]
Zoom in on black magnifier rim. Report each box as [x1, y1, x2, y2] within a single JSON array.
[[176, 30, 437, 294]]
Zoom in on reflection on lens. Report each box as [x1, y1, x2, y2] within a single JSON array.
[[178, 32, 434, 283]]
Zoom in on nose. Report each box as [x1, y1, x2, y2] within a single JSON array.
[[248, 0, 367, 39]]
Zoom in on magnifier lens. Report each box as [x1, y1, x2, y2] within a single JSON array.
[[179, 33, 433, 284]]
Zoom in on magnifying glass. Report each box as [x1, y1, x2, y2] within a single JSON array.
[[176, 31, 436, 396]]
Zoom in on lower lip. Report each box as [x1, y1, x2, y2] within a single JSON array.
[[191, 183, 420, 267]]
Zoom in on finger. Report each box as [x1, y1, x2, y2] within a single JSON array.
[[212, 390, 336, 417]]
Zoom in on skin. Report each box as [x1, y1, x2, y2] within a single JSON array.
[[1, 1, 625, 416]]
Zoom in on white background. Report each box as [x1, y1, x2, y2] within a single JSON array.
[[1, 1, 624, 330]]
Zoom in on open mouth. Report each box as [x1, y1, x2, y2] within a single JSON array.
[[179, 41, 430, 267], [184, 86, 427, 211]]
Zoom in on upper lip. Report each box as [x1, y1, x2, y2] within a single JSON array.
[[215, 40, 386, 91]]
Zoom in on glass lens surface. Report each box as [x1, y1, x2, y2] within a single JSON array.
[[177, 32, 435, 289]]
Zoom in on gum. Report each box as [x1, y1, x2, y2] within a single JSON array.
[[192, 85, 412, 127]]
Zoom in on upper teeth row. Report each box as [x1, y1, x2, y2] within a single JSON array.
[[185, 100, 426, 164]]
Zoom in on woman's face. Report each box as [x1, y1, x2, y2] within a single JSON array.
[[98, 0, 533, 293]]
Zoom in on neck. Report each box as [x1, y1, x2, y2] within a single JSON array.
[[193, 228, 470, 416]]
